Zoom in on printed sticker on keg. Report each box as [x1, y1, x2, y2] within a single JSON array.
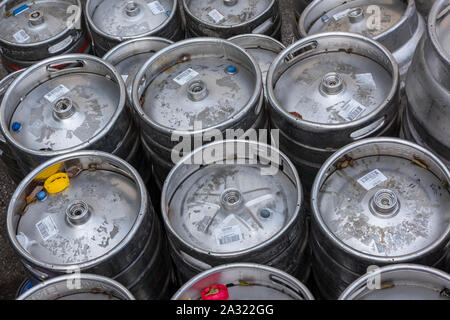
[[13, 29, 30, 43], [215, 225, 242, 246], [355, 73, 377, 89], [333, 9, 350, 21], [357, 169, 388, 191], [148, 1, 165, 15], [173, 68, 199, 85], [36, 216, 59, 241], [208, 9, 225, 23], [338, 99, 367, 122], [44, 85, 70, 103]]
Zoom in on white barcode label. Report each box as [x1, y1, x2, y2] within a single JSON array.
[[36, 216, 58, 241], [333, 9, 350, 21], [173, 68, 199, 85], [148, 1, 165, 15], [358, 169, 388, 191], [355, 73, 377, 89], [121, 74, 129, 82], [208, 9, 225, 23], [215, 225, 241, 246], [44, 85, 70, 103], [13, 29, 30, 43], [338, 99, 367, 122]]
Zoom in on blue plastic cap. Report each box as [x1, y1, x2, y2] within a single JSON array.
[[321, 15, 329, 22], [166, 10, 171, 16], [226, 65, 237, 74], [36, 191, 47, 201], [12, 122, 21, 132]]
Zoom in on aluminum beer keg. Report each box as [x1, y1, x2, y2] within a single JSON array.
[[0, 54, 140, 179], [182, 0, 281, 39], [85, 0, 183, 56], [161, 140, 311, 284], [267, 32, 400, 194], [339, 264, 450, 300], [0, 0, 89, 72], [172, 263, 314, 300], [403, 0, 450, 169], [17, 274, 135, 300], [131, 38, 266, 187], [311, 137, 450, 299], [298, 0, 425, 78], [7, 151, 174, 300]]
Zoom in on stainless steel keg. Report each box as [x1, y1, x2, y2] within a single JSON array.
[[339, 264, 450, 300], [161, 140, 311, 284], [7, 151, 174, 300], [182, 0, 281, 39], [132, 38, 266, 187], [404, 0, 450, 168], [311, 137, 450, 299], [267, 32, 400, 193], [172, 263, 314, 300], [17, 274, 135, 300], [0, 0, 89, 72], [298, 0, 425, 78], [0, 54, 141, 178], [85, 0, 183, 56], [0, 69, 24, 183]]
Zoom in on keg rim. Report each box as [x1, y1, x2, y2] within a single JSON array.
[[266, 31, 399, 130], [85, 0, 178, 42], [228, 33, 286, 52], [298, 0, 417, 42], [7, 150, 149, 273], [17, 273, 135, 300], [182, 0, 276, 30], [338, 263, 450, 300], [0, 0, 83, 48], [161, 139, 304, 258], [171, 262, 314, 300], [102, 36, 175, 61], [428, 0, 450, 63], [0, 53, 127, 157], [311, 137, 450, 263], [131, 37, 263, 136]]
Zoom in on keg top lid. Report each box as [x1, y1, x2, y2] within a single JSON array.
[[313, 138, 450, 259], [0, 0, 79, 45], [163, 141, 302, 256], [301, 0, 407, 39], [339, 264, 450, 300], [14, 164, 141, 266], [433, 1, 450, 58], [88, 0, 174, 39], [271, 35, 395, 125], [135, 38, 261, 131], [184, 0, 274, 27], [6, 60, 123, 152]]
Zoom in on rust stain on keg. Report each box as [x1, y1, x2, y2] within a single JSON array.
[[335, 155, 355, 170], [411, 156, 428, 169], [289, 111, 303, 119], [380, 283, 395, 290]]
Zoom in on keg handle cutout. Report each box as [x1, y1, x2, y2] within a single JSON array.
[[46, 59, 85, 72], [284, 41, 318, 64], [350, 116, 386, 140], [269, 274, 308, 300]]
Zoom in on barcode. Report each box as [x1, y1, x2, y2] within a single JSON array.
[[44, 85, 70, 103], [37, 222, 49, 239], [148, 1, 165, 15], [35, 216, 58, 241], [358, 169, 388, 190], [208, 9, 225, 23], [219, 234, 240, 245], [215, 225, 241, 246], [173, 68, 199, 85], [338, 99, 366, 122], [347, 106, 364, 121], [13, 29, 30, 43]]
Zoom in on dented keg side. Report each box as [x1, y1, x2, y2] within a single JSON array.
[[161, 140, 310, 281], [183, 0, 281, 38], [85, 0, 182, 56], [311, 138, 450, 298], [172, 263, 314, 300], [0, 54, 132, 174], [339, 264, 450, 300], [405, 0, 450, 165], [298, 0, 425, 78], [17, 274, 135, 300], [0, 0, 90, 71]]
